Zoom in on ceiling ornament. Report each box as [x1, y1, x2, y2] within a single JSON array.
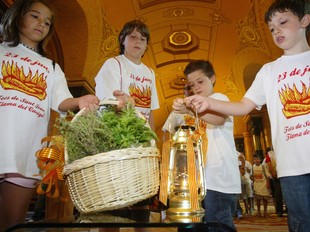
[[159, 68, 188, 100], [177, 66, 186, 72], [209, 9, 230, 25], [163, 7, 194, 18], [169, 31, 192, 46], [163, 30, 198, 54], [138, 0, 216, 10], [163, 75, 187, 98], [171, 75, 187, 89]]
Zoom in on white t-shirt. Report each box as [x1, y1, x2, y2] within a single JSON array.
[[95, 55, 159, 121], [204, 93, 241, 194], [245, 50, 310, 178], [163, 93, 241, 194], [0, 43, 73, 179]]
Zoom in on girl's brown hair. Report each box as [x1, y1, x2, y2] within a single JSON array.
[[0, 0, 55, 56]]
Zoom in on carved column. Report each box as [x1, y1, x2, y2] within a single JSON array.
[[262, 113, 272, 149], [248, 117, 263, 151], [242, 131, 254, 165], [243, 113, 264, 163], [243, 106, 272, 162]]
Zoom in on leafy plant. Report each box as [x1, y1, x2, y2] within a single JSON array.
[[58, 104, 158, 163]]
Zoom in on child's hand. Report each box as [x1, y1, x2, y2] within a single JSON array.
[[172, 98, 190, 114], [113, 90, 135, 109], [185, 95, 210, 113], [78, 95, 100, 112], [271, 170, 277, 178]]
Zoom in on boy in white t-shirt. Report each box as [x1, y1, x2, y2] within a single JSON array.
[[95, 19, 159, 232], [183, 1, 310, 230], [173, 60, 241, 230]]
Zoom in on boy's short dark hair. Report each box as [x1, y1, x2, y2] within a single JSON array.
[[118, 19, 150, 55], [183, 59, 215, 81], [264, 0, 310, 35], [253, 154, 260, 159]]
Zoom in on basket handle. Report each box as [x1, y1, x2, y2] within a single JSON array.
[[73, 99, 120, 122], [99, 99, 120, 106]]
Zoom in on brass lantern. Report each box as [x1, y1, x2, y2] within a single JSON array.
[[161, 125, 206, 221]]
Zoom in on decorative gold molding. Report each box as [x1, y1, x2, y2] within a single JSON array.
[[169, 31, 192, 46], [235, 6, 263, 51], [98, 11, 119, 63], [163, 7, 194, 18], [222, 74, 242, 97], [138, 0, 216, 10], [162, 29, 198, 56], [170, 75, 187, 90], [88, 9, 119, 81], [210, 9, 230, 25]]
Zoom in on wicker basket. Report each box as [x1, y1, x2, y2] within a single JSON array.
[[63, 147, 160, 214], [62, 103, 160, 214]]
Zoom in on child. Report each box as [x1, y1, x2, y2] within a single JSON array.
[[183, 0, 310, 230], [173, 60, 241, 230], [0, 0, 99, 230], [95, 19, 159, 130], [252, 154, 272, 217], [238, 153, 254, 216], [95, 19, 159, 232]]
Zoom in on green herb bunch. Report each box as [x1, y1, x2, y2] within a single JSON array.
[[58, 104, 158, 163]]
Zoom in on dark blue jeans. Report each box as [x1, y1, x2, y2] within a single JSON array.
[[280, 174, 310, 232], [204, 190, 238, 230]]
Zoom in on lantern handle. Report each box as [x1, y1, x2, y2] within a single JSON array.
[[193, 105, 200, 132]]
